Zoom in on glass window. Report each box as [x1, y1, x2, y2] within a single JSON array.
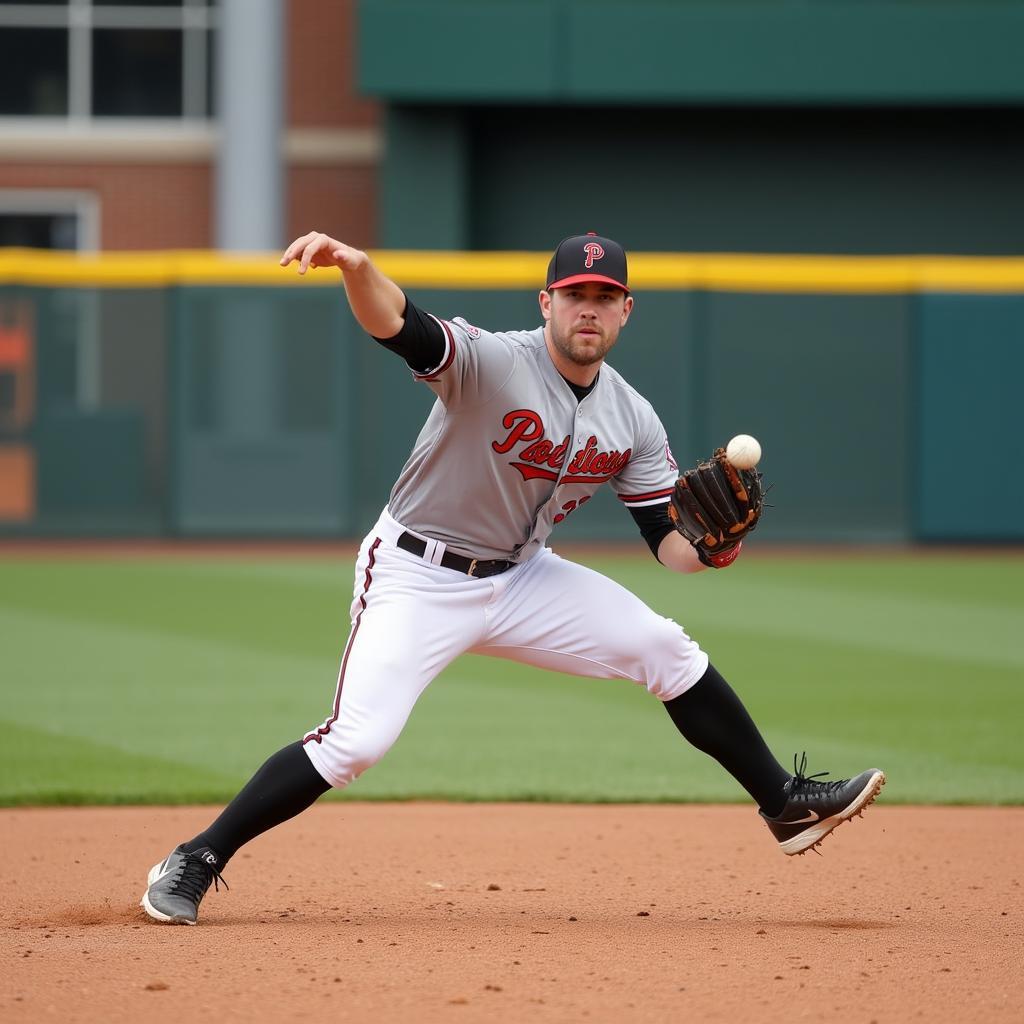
[[206, 26, 215, 116], [0, 1, 216, 119], [0, 213, 78, 249], [0, 28, 68, 115], [93, 29, 183, 116]]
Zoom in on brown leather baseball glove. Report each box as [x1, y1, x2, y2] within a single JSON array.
[[669, 448, 765, 568]]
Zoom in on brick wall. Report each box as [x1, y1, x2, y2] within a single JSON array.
[[285, 0, 380, 247], [288, 0, 379, 129], [288, 165, 376, 250], [0, 163, 212, 249]]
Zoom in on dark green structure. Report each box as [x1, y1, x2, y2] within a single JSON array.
[[362, 0, 1024, 255], [361, 1, 1024, 104]]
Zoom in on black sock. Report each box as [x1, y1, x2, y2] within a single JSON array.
[[182, 741, 332, 866], [664, 663, 791, 816]]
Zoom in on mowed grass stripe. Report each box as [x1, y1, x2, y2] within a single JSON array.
[[718, 632, 1024, 802], [0, 560, 355, 660], [1, 554, 1021, 805], [733, 555, 1024, 606], [682, 578, 1024, 670], [0, 605, 340, 776], [4, 555, 1020, 667], [0, 719, 238, 806]]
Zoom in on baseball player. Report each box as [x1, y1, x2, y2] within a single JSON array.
[[141, 232, 885, 925]]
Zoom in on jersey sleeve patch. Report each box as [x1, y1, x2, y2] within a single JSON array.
[[413, 316, 457, 381], [451, 316, 481, 339], [664, 438, 678, 471]]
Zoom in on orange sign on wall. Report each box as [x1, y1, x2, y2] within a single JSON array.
[[0, 301, 36, 430], [0, 444, 35, 521], [0, 301, 36, 521]]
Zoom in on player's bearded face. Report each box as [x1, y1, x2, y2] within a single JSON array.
[[543, 284, 633, 367]]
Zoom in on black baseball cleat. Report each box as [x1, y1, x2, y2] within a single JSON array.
[[140, 845, 228, 925], [760, 753, 886, 856]]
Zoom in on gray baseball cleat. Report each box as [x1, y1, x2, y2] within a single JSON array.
[[760, 753, 886, 856], [140, 845, 227, 925]]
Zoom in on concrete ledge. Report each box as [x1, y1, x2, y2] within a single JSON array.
[[0, 121, 381, 165]]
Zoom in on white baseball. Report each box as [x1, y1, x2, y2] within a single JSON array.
[[726, 434, 762, 470]]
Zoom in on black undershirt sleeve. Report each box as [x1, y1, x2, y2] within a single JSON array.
[[373, 295, 447, 374], [629, 501, 676, 561]]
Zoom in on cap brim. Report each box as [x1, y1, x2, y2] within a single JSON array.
[[546, 273, 628, 292]]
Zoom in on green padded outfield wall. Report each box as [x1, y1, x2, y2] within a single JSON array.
[[0, 286, 167, 534], [169, 287, 357, 535], [917, 296, 1024, 541], [3, 254, 1023, 543], [700, 293, 913, 543]]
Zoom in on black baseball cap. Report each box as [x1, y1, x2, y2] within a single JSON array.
[[546, 232, 628, 292]]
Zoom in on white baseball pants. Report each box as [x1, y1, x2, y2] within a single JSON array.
[[303, 508, 709, 788]]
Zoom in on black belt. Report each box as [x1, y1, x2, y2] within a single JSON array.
[[396, 531, 515, 578]]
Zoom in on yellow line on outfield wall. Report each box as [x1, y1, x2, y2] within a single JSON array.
[[2, 248, 1024, 293]]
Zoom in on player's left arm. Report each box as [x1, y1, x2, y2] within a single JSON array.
[[656, 528, 707, 573], [626, 502, 707, 574]]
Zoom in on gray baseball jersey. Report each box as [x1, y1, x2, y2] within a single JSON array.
[[387, 316, 678, 561]]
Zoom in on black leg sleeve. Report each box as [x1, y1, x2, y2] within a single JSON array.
[[182, 741, 332, 865], [664, 663, 791, 816]]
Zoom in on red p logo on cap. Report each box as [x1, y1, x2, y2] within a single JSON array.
[[583, 242, 605, 269]]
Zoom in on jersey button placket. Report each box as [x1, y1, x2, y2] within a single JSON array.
[[556, 407, 585, 501]]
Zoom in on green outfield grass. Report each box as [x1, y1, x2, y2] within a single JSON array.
[[1, 548, 1021, 806]]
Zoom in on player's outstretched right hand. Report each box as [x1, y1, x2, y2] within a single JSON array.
[[280, 231, 369, 276]]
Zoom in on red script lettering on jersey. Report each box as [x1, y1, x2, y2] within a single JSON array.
[[492, 410, 631, 485]]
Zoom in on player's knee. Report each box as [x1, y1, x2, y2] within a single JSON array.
[[643, 615, 689, 659], [347, 732, 394, 777], [640, 616, 703, 699], [316, 726, 397, 787]]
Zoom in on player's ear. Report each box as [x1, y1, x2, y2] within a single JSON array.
[[539, 289, 553, 322], [621, 294, 634, 325]]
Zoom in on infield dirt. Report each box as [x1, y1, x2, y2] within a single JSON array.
[[2, 804, 1021, 1023]]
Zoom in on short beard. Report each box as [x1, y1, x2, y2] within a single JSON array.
[[549, 318, 617, 366]]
